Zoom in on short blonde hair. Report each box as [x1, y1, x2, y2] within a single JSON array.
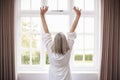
[[51, 32, 70, 55]]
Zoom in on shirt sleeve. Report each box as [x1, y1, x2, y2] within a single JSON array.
[[42, 33, 52, 50], [67, 32, 77, 49]]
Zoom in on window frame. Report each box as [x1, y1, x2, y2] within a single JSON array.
[[15, 0, 100, 72]]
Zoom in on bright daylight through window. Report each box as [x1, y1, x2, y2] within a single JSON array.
[[16, 0, 100, 72]]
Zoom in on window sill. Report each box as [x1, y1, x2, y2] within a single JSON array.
[[17, 70, 98, 74]]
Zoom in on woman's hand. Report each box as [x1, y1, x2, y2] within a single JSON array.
[[70, 6, 81, 32], [40, 6, 48, 16], [40, 6, 49, 33], [73, 6, 81, 17]]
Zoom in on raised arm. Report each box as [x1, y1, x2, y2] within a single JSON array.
[[70, 7, 81, 32], [40, 6, 49, 33]]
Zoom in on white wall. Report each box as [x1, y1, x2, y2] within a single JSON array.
[[17, 73, 98, 80]]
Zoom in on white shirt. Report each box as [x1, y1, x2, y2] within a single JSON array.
[[42, 32, 76, 80]]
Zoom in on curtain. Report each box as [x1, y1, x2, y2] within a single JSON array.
[[119, 25, 120, 79], [0, 0, 15, 80], [100, 0, 120, 80], [118, 1, 120, 79]]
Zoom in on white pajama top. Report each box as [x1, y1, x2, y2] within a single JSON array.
[[42, 32, 76, 80]]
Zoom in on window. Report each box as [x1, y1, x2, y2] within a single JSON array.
[[15, 0, 100, 72]]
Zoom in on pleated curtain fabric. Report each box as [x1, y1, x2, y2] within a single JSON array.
[[0, 0, 15, 80], [119, 22, 120, 80], [100, 0, 120, 80]]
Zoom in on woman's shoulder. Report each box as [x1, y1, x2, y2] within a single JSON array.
[[67, 32, 77, 40]]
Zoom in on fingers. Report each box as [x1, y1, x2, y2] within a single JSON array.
[[73, 6, 77, 11], [40, 6, 48, 11], [73, 6, 81, 11], [80, 9, 82, 12], [45, 6, 48, 11], [40, 6, 48, 16]]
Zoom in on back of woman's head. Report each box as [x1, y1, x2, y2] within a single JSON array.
[[51, 32, 70, 55]]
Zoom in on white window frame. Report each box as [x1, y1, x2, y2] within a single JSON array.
[[15, 0, 100, 73]]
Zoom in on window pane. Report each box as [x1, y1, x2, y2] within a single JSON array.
[[46, 52, 50, 64], [46, 15, 69, 32], [32, 34, 41, 48], [76, 17, 84, 33], [58, 0, 68, 10], [31, 17, 41, 33], [84, 50, 94, 66], [48, 0, 57, 10], [21, 0, 30, 10], [48, 0, 68, 10], [85, 54, 93, 62], [74, 54, 83, 61], [21, 34, 30, 48], [85, 0, 94, 11], [31, 0, 41, 10], [32, 51, 40, 65], [85, 17, 94, 33], [74, 50, 84, 66], [21, 50, 30, 64], [21, 17, 31, 32], [74, 35, 84, 50], [85, 35, 94, 49], [74, 0, 84, 10], [85, 51, 94, 62]]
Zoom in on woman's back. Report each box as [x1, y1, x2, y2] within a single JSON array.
[[49, 51, 71, 80], [49, 51, 70, 67], [42, 32, 76, 80]]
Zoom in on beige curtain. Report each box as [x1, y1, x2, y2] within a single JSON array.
[[100, 0, 120, 80], [0, 0, 15, 80], [118, 5, 120, 80], [118, 1, 120, 79]]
